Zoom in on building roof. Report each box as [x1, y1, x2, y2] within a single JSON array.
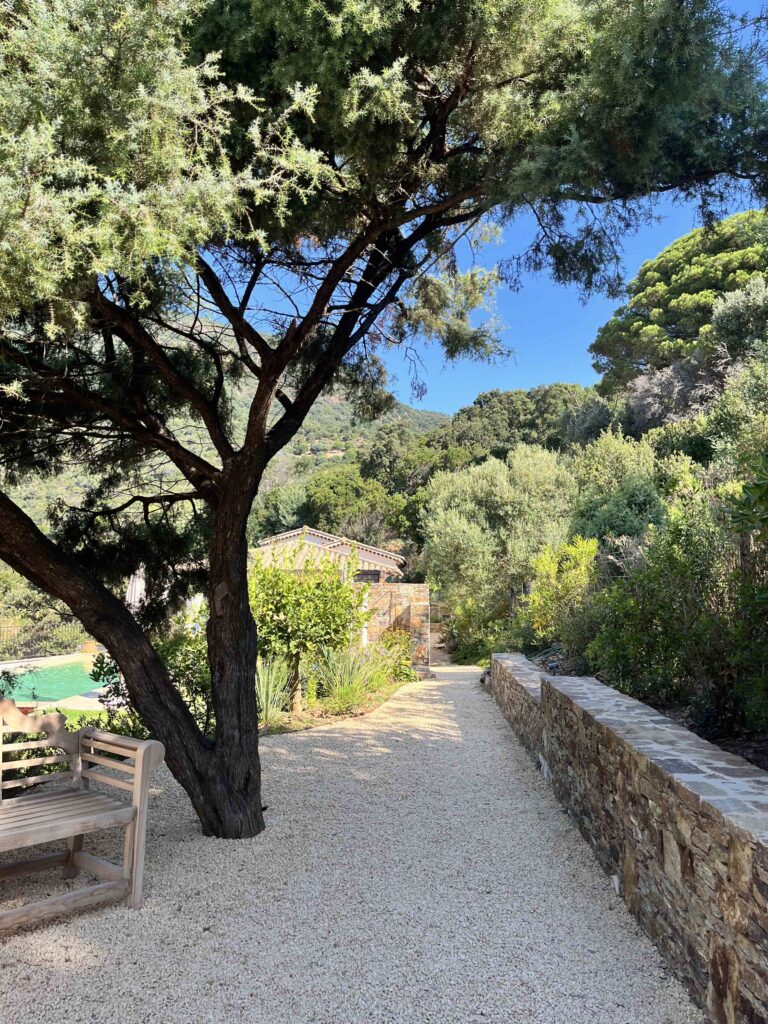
[[255, 527, 405, 578]]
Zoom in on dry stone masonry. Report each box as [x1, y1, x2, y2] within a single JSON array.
[[358, 582, 430, 667], [488, 653, 768, 1024]]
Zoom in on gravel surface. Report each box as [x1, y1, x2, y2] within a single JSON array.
[[0, 665, 703, 1024]]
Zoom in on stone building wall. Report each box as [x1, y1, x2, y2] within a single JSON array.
[[355, 583, 430, 668], [489, 653, 768, 1024]]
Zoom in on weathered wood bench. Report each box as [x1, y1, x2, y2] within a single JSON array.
[[0, 698, 164, 932]]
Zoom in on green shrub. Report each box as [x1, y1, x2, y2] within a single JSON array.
[[0, 669, 17, 698], [445, 613, 521, 666], [379, 629, 418, 684], [421, 447, 576, 642], [310, 641, 410, 713], [154, 605, 213, 734], [91, 652, 150, 740], [585, 496, 746, 729], [0, 564, 87, 660], [571, 476, 665, 541], [314, 647, 373, 714], [249, 547, 368, 709], [514, 536, 599, 656], [92, 605, 212, 739], [646, 417, 714, 464]]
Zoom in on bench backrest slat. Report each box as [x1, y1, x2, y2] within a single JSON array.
[[0, 700, 81, 802]]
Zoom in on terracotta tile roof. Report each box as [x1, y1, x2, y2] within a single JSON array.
[[255, 527, 405, 577]]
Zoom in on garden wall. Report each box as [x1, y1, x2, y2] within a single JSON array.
[[356, 583, 430, 667], [488, 653, 768, 1024]]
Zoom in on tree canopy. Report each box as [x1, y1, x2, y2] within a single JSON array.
[[591, 211, 768, 396], [446, 384, 593, 456], [1, 0, 767, 836]]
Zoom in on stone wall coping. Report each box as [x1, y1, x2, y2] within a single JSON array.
[[491, 653, 542, 703], [492, 654, 768, 845]]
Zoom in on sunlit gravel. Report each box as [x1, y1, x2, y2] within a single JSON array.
[[0, 665, 702, 1024]]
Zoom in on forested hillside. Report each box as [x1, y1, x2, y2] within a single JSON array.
[[9, 394, 447, 529]]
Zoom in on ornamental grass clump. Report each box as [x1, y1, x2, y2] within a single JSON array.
[[314, 647, 374, 714], [255, 656, 290, 727]]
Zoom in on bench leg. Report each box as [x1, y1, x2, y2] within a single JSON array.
[[127, 819, 147, 910], [62, 835, 84, 879]]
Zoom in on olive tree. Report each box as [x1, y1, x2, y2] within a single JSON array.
[[1, 0, 767, 836]]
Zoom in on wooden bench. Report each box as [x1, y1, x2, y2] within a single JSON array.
[[0, 698, 164, 932]]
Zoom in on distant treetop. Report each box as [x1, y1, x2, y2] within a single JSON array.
[[591, 210, 768, 396]]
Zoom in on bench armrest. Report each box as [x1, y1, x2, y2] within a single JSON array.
[[78, 728, 165, 803], [79, 728, 165, 770]]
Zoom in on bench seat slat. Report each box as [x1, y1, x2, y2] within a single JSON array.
[[0, 792, 135, 853], [0, 791, 129, 823], [0, 793, 117, 824]]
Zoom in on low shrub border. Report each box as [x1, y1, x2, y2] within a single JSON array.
[[487, 653, 768, 1024]]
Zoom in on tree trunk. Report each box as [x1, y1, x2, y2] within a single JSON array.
[[121, 651, 264, 838], [0, 490, 266, 839], [203, 468, 264, 836], [289, 653, 303, 714]]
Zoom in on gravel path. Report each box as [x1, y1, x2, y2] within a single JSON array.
[[0, 665, 702, 1024]]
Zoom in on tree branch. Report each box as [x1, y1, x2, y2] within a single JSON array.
[[93, 291, 236, 461], [0, 490, 207, 755]]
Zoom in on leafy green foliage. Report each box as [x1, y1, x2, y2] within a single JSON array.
[[378, 630, 418, 685], [310, 637, 411, 714], [312, 647, 385, 714], [584, 497, 768, 734], [92, 605, 214, 736], [303, 465, 406, 546], [572, 476, 665, 542], [591, 211, 768, 395], [0, 565, 86, 659], [729, 452, 768, 543], [154, 606, 213, 734], [421, 446, 576, 657], [91, 653, 150, 740], [248, 553, 368, 666], [448, 385, 593, 456], [513, 537, 599, 655]]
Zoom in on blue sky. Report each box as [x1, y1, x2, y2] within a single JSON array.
[[383, 196, 754, 413], [381, 0, 765, 414]]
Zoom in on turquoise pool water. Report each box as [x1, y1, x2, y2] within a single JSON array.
[[7, 656, 96, 702]]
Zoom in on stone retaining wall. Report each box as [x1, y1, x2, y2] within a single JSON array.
[[489, 653, 768, 1024]]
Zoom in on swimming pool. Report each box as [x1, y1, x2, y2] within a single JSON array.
[[1, 654, 97, 702]]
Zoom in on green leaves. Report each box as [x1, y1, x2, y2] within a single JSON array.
[[514, 535, 599, 647], [248, 550, 368, 661], [591, 211, 768, 395], [0, 0, 338, 329], [729, 453, 768, 540], [0, 0, 233, 325]]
